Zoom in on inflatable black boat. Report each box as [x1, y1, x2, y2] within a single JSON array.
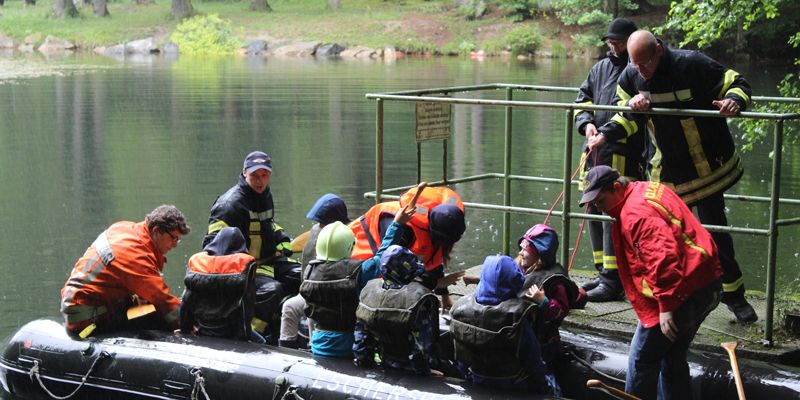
[[2, 319, 799, 399]]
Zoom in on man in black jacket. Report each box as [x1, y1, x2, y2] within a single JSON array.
[[203, 151, 302, 340], [574, 18, 646, 302], [589, 30, 757, 324]]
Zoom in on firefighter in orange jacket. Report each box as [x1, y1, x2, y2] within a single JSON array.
[[350, 186, 466, 306], [60, 205, 190, 338]]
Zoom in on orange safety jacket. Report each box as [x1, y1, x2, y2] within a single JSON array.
[[350, 187, 463, 271], [60, 221, 181, 333]]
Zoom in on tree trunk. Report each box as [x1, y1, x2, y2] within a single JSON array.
[[53, 0, 79, 18], [250, 0, 272, 12], [171, 0, 193, 19], [93, 0, 108, 16], [328, 0, 340, 10]]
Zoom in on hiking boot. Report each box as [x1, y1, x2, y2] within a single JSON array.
[[724, 296, 758, 324], [581, 276, 601, 291], [586, 282, 625, 302]]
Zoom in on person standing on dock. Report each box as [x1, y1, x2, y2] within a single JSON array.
[[574, 17, 646, 302], [589, 30, 757, 324], [580, 166, 722, 399], [60, 205, 190, 338], [203, 151, 302, 342]]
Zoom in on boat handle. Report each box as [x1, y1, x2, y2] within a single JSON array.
[[27, 350, 110, 400]]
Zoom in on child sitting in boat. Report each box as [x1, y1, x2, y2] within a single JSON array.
[[180, 227, 261, 342], [300, 204, 415, 358], [353, 245, 444, 376]]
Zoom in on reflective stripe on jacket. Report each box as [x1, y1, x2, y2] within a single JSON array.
[[610, 181, 722, 328], [61, 221, 180, 332]]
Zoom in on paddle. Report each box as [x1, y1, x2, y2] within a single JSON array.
[[586, 379, 641, 400], [721, 341, 746, 399], [290, 230, 310, 253], [126, 304, 156, 320]]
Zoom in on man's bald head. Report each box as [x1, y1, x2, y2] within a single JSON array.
[[628, 30, 662, 80]]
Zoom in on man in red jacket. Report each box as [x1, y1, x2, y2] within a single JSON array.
[[580, 166, 722, 399], [61, 205, 190, 338]]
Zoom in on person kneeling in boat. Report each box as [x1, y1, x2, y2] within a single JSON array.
[[451, 255, 552, 393], [60, 205, 190, 338], [353, 245, 445, 377], [180, 227, 264, 343], [302, 204, 415, 358]]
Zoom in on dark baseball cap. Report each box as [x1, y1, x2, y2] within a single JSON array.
[[578, 166, 620, 207], [243, 151, 272, 174], [602, 18, 637, 41]]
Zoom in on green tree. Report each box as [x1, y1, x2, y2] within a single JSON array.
[[551, 0, 638, 48], [657, 0, 799, 151]]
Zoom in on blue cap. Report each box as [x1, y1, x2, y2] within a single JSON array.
[[306, 194, 350, 225], [243, 151, 272, 174], [380, 245, 425, 289], [428, 204, 466, 245]]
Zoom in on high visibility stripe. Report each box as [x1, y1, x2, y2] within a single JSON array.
[[251, 317, 268, 334], [726, 87, 750, 105], [616, 85, 632, 105], [256, 265, 275, 278], [646, 121, 663, 182], [249, 210, 273, 220], [680, 118, 712, 177], [574, 100, 594, 118], [611, 114, 638, 137], [723, 277, 744, 293], [207, 220, 229, 235], [62, 233, 115, 311], [578, 153, 589, 191], [717, 69, 739, 100], [272, 222, 283, 232], [593, 250, 603, 265], [603, 255, 618, 270], [249, 220, 261, 258], [645, 199, 710, 259], [641, 279, 654, 298], [673, 154, 743, 204], [611, 153, 626, 176], [650, 89, 692, 104], [62, 304, 109, 323]]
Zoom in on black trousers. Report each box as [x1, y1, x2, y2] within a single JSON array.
[[693, 192, 745, 301]]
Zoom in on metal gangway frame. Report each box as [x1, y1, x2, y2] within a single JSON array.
[[365, 83, 800, 346]]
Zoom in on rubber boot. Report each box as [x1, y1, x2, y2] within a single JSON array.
[[723, 295, 758, 324], [581, 263, 603, 291], [586, 271, 624, 302]]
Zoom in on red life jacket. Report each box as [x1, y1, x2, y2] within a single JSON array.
[[187, 252, 255, 275], [349, 187, 463, 271]]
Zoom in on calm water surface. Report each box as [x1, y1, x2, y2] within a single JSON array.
[[0, 54, 797, 340]]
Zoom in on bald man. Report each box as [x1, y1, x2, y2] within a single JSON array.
[[589, 30, 756, 325]]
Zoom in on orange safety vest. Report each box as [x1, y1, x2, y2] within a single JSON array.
[[350, 187, 463, 271], [60, 221, 181, 333], [187, 252, 255, 275]]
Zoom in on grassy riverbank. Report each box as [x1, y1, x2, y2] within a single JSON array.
[[0, 0, 603, 55]]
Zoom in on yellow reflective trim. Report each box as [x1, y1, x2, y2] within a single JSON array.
[[78, 323, 97, 339], [272, 222, 284, 232], [578, 153, 589, 191], [641, 279, 654, 299], [679, 118, 712, 177], [646, 121, 663, 183], [644, 181, 665, 201], [574, 100, 594, 118], [257, 265, 275, 278], [276, 241, 291, 252], [251, 318, 268, 334], [723, 277, 744, 293], [592, 250, 603, 265], [650, 89, 692, 104], [207, 220, 229, 235], [674, 154, 743, 205], [249, 221, 261, 258], [611, 114, 638, 137], [717, 69, 738, 100], [726, 88, 750, 105], [645, 199, 710, 259], [616, 85, 632, 104], [603, 255, 618, 270], [611, 153, 625, 176]]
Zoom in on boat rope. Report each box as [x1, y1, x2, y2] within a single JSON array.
[[190, 368, 211, 400], [28, 350, 110, 400], [272, 375, 306, 400], [568, 349, 626, 385]]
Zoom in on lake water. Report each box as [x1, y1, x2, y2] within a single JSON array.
[[0, 54, 797, 341]]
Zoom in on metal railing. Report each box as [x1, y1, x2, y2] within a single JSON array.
[[365, 83, 800, 346]]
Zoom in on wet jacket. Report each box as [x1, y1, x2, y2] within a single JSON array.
[[599, 42, 751, 205], [180, 252, 256, 340], [523, 263, 581, 344], [608, 181, 723, 328], [61, 221, 180, 333], [300, 258, 363, 332], [356, 279, 439, 360], [204, 176, 292, 274], [350, 187, 463, 271], [575, 51, 646, 179]]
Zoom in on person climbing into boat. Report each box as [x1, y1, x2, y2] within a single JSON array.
[[302, 204, 415, 358], [203, 150, 302, 343], [180, 227, 263, 342], [579, 165, 722, 399], [349, 185, 467, 310], [60, 205, 190, 338], [279, 193, 350, 349], [353, 245, 445, 377], [450, 255, 552, 393]]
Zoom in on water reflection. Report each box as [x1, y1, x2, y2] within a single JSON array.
[[0, 55, 797, 340]]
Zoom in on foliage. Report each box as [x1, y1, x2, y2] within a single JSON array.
[[571, 33, 600, 49], [170, 14, 241, 55], [497, 0, 538, 22], [551, 0, 637, 27], [457, 0, 486, 20], [737, 73, 800, 153], [504, 24, 541, 55]]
